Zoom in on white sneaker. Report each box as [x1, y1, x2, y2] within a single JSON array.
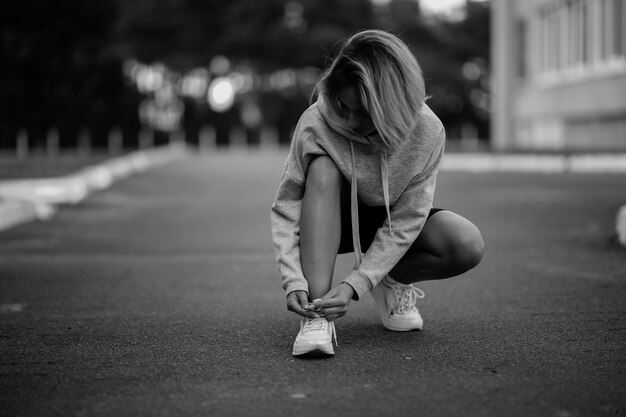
[[292, 317, 337, 357], [371, 275, 425, 331]]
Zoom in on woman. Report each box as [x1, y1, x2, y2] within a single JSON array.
[[270, 29, 484, 357]]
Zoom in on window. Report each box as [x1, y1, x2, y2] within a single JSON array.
[[614, 0, 625, 57], [532, 0, 626, 81], [605, 0, 626, 60], [517, 18, 528, 77]]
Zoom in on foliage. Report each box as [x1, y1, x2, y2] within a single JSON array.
[[115, 0, 376, 72], [0, 0, 491, 147], [0, 0, 134, 146]]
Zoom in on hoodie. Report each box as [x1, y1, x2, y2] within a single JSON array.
[[270, 96, 445, 301]]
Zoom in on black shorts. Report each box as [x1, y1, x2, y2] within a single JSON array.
[[338, 200, 444, 254]]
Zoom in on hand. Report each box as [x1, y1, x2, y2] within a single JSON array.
[[286, 290, 321, 319], [311, 283, 355, 322]]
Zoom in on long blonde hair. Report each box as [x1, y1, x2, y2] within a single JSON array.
[[313, 29, 427, 149]]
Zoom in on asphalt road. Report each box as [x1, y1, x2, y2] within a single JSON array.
[[1, 151, 625, 417]]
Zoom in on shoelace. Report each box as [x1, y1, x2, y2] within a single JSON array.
[[303, 317, 338, 346], [393, 284, 425, 314]]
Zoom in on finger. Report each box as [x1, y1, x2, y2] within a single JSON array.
[[290, 305, 320, 318], [302, 310, 321, 318], [287, 296, 319, 318], [297, 292, 314, 310], [314, 297, 346, 309], [319, 306, 348, 316], [287, 297, 305, 312], [286, 291, 306, 308]]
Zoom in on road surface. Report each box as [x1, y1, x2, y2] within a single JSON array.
[[1, 151, 625, 416]]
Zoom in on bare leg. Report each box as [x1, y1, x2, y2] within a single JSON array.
[[390, 210, 484, 284], [300, 156, 343, 299]]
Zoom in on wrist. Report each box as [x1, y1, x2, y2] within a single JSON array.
[[341, 282, 356, 298]]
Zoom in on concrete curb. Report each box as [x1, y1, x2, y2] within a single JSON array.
[[441, 153, 626, 173], [0, 143, 189, 232], [0, 199, 56, 231], [616, 205, 626, 248]]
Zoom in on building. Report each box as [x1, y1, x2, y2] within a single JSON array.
[[492, 0, 626, 151]]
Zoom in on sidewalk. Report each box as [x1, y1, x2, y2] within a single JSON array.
[[0, 143, 190, 232], [441, 152, 626, 173]]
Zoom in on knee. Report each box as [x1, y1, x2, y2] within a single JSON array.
[[306, 156, 342, 192], [449, 229, 484, 273]]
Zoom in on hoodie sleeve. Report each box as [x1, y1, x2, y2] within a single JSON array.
[[342, 136, 445, 300], [270, 123, 328, 295]]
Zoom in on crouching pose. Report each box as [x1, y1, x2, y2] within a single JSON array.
[[270, 29, 484, 357]]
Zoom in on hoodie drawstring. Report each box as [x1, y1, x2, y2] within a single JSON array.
[[349, 143, 394, 271], [350, 141, 363, 268], [380, 152, 393, 237]]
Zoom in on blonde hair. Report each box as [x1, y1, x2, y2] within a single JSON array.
[[313, 29, 426, 149]]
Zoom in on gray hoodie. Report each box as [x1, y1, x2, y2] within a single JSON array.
[[270, 96, 445, 300]]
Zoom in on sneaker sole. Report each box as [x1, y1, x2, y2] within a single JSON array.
[[381, 315, 423, 332], [292, 344, 335, 357], [382, 322, 422, 332]]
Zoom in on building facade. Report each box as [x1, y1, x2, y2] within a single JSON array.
[[492, 0, 626, 151]]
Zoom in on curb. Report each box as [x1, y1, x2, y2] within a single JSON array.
[[0, 199, 56, 231], [0, 143, 190, 232], [441, 153, 626, 173], [617, 205, 626, 248]]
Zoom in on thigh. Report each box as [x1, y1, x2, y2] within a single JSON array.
[[408, 210, 482, 256], [339, 205, 448, 255]]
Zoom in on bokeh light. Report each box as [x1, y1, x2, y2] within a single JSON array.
[[207, 77, 236, 112], [180, 68, 209, 99]]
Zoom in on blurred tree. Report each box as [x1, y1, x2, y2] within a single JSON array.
[[383, 0, 491, 141], [0, 0, 134, 149], [0, 0, 490, 150], [435, 1, 491, 140], [114, 0, 376, 144], [114, 0, 375, 72]]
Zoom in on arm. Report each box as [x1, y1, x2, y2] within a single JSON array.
[[270, 167, 308, 295]]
